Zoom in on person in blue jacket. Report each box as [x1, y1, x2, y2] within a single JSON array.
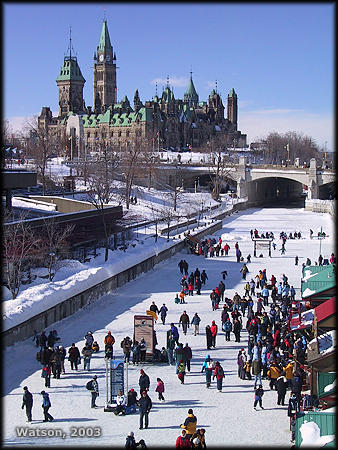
[[201, 354, 214, 388], [170, 323, 179, 345], [222, 318, 232, 341], [261, 285, 269, 306], [40, 391, 53, 422]]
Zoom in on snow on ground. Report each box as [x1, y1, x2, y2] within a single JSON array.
[[3, 207, 335, 447]]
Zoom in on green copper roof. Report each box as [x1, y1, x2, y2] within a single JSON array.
[[301, 265, 336, 298], [209, 89, 216, 97], [228, 88, 237, 97], [56, 57, 85, 82], [162, 87, 174, 103], [98, 19, 112, 53], [185, 77, 198, 97]]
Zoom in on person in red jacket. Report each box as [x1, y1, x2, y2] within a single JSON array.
[[188, 282, 194, 296], [176, 429, 192, 448], [273, 327, 281, 348], [213, 361, 225, 392], [210, 321, 218, 348]]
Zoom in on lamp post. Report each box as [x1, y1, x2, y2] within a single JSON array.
[[284, 143, 290, 166]]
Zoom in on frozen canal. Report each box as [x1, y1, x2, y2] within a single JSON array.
[[3, 207, 334, 447]]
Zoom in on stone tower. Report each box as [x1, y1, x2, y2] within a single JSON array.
[[208, 89, 224, 123], [184, 72, 199, 107], [93, 19, 117, 112], [227, 88, 238, 129], [56, 35, 86, 118]]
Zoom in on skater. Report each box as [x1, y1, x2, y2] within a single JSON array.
[[40, 390, 54, 422], [177, 359, 186, 384], [205, 325, 212, 350], [88, 375, 99, 408], [213, 361, 225, 392], [210, 321, 218, 348], [276, 373, 288, 406], [121, 336, 133, 363], [180, 409, 197, 439], [178, 260, 185, 274], [139, 369, 150, 396], [253, 385, 264, 410], [155, 378, 165, 402], [138, 390, 152, 429], [176, 429, 191, 448], [179, 290, 186, 304], [84, 331, 94, 347], [169, 323, 179, 346], [22, 386, 33, 422], [201, 270, 208, 285], [68, 343, 81, 371], [139, 338, 147, 362], [221, 270, 228, 280], [295, 256, 299, 265], [233, 318, 241, 343], [149, 302, 159, 322], [267, 361, 282, 390], [222, 318, 232, 341], [41, 364, 51, 388], [82, 344, 93, 371], [159, 304, 168, 325], [201, 354, 214, 388], [183, 343, 192, 372], [104, 330, 115, 347], [179, 311, 190, 335], [191, 313, 201, 336], [240, 263, 249, 280], [132, 341, 141, 365]]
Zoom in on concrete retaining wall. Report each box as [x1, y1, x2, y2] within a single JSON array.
[[305, 199, 335, 216], [2, 215, 224, 347]]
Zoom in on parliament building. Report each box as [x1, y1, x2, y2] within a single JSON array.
[[38, 19, 247, 156]]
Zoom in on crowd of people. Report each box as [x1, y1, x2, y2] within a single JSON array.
[[21, 228, 334, 447]]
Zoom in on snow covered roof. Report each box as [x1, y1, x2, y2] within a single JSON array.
[[308, 330, 336, 355]]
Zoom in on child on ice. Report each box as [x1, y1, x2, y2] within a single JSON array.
[[254, 384, 264, 410]]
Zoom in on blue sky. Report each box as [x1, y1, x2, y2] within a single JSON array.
[[4, 3, 334, 150]]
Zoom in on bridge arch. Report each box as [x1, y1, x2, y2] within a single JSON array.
[[247, 176, 305, 205]]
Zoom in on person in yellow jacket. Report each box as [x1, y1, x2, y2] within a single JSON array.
[[267, 361, 282, 390], [283, 360, 294, 389], [180, 408, 197, 439]]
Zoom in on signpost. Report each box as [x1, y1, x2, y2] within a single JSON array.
[[105, 359, 124, 410], [134, 315, 154, 361], [252, 237, 273, 257]]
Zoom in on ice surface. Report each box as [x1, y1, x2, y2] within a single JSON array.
[[3, 207, 334, 447]]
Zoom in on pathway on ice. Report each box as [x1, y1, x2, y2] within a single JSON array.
[[3, 207, 334, 447]]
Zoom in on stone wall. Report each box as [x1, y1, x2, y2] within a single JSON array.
[[305, 199, 335, 216]]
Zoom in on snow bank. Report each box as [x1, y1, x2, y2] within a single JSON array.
[[299, 421, 335, 447], [324, 378, 336, 392], [3, 236, 177, 331]]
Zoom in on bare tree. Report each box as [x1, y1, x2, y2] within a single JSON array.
[[206, 135, 234, 200], [38, 218, 75, 281], [86, 147, 119, 262], [24, 116, 61, 195], [2, 212, 41, 299], [257, 131, 322, 165], [119, 137, 145, 209]]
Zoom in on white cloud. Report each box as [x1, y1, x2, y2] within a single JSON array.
[[151, 76, 189, 88], [239, 108, 334, 150]]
